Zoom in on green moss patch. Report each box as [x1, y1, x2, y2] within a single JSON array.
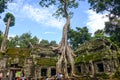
[[6, 48, 31, 58], [35, 58, 57, 66]]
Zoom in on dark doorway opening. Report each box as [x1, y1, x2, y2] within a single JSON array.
[[76, 66, 81, 73], [89, 65, 92, 72], [12, 70, 16, 80], [10, 63, 22, 68], [40, 53, 46, 58], [10, 68, 21, 80], [97, 63, 104, 72], [41, 68, 47, 76], [118, 58, 120, 64], [51, 68, 56, 76], [67, 66, 71, 74]]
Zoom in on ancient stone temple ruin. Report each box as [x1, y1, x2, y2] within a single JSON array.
[[0, 39, 120, 79], [75, 39, 120, 79]]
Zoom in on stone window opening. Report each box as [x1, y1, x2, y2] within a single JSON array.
[[67, 66, 71, 74], [97, 63, 104, 72], [51, 68, 56, 76], [118, 58, 120, 64], [40, 53, 46, 58], [41, 68, 47, 76], [76, 66, 81, 73], [88, 65, 92, 72]]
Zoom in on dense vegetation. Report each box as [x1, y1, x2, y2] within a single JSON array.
[[0, 31, 58, 48]]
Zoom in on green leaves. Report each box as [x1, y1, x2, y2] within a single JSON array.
[[7, 33, 39, 48], [39, 39, 49, 47], [104, 18, 120, 47], [0, 30, 4, 47], [94, 29, 105, 39], [39, 0, 80, 18], [39, 0, 56, 7], [88, 0, 109, 13], [0, 0, 7, 13], [68, 0, 79, 8], [68, 26, 91, 50], [3, 12, 15, 27], [7, 32, 58, 48], [49, 40, 58, 46], [88, 0, 120, 16]]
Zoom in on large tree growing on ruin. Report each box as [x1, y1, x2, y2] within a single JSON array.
[[0, 12, 15, 52], [39, 0, 81, 78]]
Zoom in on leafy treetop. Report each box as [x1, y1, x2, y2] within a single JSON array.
[[88, 0, 120, 16], [0, 0, 7, 14], [3, 12, 15, 27], [39, 0, 81, 18]]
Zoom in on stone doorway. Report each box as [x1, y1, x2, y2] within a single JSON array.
[[41, 68, 47, 76], [9, 63, 22, 80], [76, 65, 81, 73], [51, 68, 56, 76], [118, 58, 120, 64], [67, 66, 71, 74], [97, 63, 104, 72]]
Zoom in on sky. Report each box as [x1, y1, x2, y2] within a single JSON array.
[[0, 0, 109, 43]]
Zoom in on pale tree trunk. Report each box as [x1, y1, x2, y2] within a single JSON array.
[[1, 17, 11, 52], [89, 60, 95, 78], [55, 0, 77, 79]]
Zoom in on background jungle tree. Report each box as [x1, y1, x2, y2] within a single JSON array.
[[88, 0, 120, 47]]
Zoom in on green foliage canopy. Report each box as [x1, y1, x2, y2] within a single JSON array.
[[39, 39, 49, 47], [0, 0, 7, 14], [94, 29, 105, 39], [7, 33, 39, 48], [49, 40, 58, 46], [3, 12, 15, 27], [39, 0, 81, 18], [68, 26, 91, 50], [0, 30, 4, 47], [88, 0, 120, 16]]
